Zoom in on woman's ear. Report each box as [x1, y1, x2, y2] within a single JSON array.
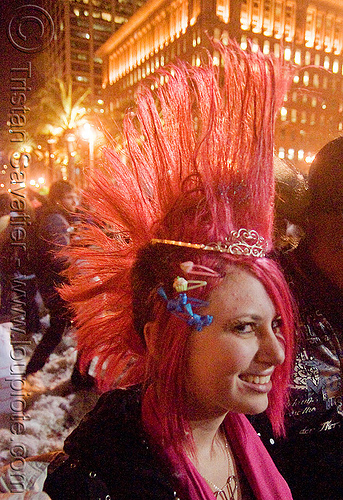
[[143, 321, 158, 357]]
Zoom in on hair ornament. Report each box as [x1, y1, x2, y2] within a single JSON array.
[[173, 276, 207, 292], [152, 228, 268, 258], [157, 285, 213, 332], [179, 262, 222, 278]]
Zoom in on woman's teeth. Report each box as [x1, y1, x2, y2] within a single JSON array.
[[240, 374, 271, 384]]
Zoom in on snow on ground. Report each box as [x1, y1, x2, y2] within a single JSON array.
[[0, 327, 99, 466]]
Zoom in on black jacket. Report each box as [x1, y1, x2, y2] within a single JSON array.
[[251, 241, 343, 500], [44, 386, 182, 500]]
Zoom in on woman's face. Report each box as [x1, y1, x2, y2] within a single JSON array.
[[185, 266, 285, 420]]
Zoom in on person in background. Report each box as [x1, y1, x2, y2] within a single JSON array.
[[25, 180, 78, 376], [252, 136, 343, 500], [0, 193, 12, 323], [43, 41, 295, 500]]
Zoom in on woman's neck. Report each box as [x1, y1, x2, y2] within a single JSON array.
[[190, 414, 227, 457], [187, 415, 241, 499]]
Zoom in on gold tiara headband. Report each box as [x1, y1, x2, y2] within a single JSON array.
[[151, 228, 268, 258]]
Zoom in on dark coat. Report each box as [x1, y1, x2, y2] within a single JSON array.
[[44, 386, 182, 500], [251, 241, 343, 500]]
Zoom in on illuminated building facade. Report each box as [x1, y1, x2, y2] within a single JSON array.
[[97, 0, 343, 172], [43, 0, 146, 109]]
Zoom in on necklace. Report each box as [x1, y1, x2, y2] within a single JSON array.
[[202, 435, 240, 500], [206, 475, 238, 500]]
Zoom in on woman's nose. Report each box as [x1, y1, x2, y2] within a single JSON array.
[[258, 329, 285, 367]]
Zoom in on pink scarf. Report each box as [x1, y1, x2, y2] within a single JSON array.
[[142, 389, 293, 500]]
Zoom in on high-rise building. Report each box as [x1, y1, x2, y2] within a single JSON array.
[[43, 0, 146, 109], [96, 0, 343, 172]]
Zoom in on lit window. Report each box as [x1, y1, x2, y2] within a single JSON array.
[[252, 39, 259, 52], [305, 51, 311, 65], [76, 75, 89, 82], [293, 75, 299, 83], [222, 30, 229, 45], [333, 60, 339, 74], [313, 74, 319, 88], [303, 71, 309, 86], [291, 109, 297, 123], [74, 9, 80, 16], [84, 10, 89, 16], [298, 150, 304, 160], [263, 40, 270, 54], [292, 91, 297, 102], [311, 97, 317, 107], [213, 28, 221, 41], [102, 12, 112, 22], [240, 0, 251, 31], [251, 0, 262, 34], [323, 76, 328, 89], [241, 35, 248, 50], [314, 54, 321, 66], [278, 148, 285, 159], [284, 47, 292, 61], [263, 0, 273, 36], [324, 56, 330, 70], [115, 16, 126, 24], [301, 111, 307, 124], [305, 7, 315, 47], [294, 49, 301, 65], [216, 0, 230, 24], [288, 149, 295, 160], [280, 107, 287, 121]]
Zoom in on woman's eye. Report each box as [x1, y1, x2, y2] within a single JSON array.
[[232, 322, 255, 334], [272, 317, 283, 334], [272, 317, 285, 342]]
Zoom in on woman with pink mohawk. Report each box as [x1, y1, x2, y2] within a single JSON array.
[[44, 40, 295, 500]]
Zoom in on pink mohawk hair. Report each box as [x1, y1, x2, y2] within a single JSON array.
[[61, 39, 294, 405]]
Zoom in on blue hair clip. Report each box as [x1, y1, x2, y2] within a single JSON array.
[[157, 286, 213, 332]]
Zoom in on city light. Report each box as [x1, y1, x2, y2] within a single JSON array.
[[81, 123, 95, 171], [305, 154, 315, 164]]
